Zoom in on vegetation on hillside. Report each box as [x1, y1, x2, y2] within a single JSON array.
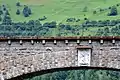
[[23, 69, 120, 80], [0, 0, 120, 36]]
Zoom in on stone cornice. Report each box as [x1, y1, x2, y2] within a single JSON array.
[[0, 36, 119, 40]]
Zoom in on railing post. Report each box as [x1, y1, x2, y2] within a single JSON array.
[[54, 40, 57, 44], [65, 40, 68, 44], [31, 40, 34, 45], [20, 40, 23, 45], [42, 40, 46, 45]]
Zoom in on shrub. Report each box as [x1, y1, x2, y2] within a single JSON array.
[[16, 2, 21, 6], [16, 9, 20, 15], [108, 6, 118, 16]]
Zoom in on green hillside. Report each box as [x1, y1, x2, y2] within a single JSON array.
[[0, 0, 120, 36]]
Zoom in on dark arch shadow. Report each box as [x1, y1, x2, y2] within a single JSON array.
[[8, 66, 120, 80]]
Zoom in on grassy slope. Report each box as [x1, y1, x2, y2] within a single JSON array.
[[0, 0, 120, 36]]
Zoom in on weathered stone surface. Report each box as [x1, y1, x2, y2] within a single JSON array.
[[0, 40, 120, 80]]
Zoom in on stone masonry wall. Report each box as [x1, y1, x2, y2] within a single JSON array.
[[0, 40, 120, 80]]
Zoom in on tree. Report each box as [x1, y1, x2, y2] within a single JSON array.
[[28, 8, 32, 15], [0, 16, 2, 21], [83, 6, 88, 12], [33, 20, 42, 31], [52, 71, 67, 80], [2, 15, 12, 25], [16, 2, 21, 6], [108, 6, 111, 9], [76, 19, 80, 22], [93, 11, 97, 14], [23, 6, 29, 17], [100, 8, 104, 12], [110, 20, 117, 26], [16, 9, 20, 15], [108, 6, 118, 16], [49, 21, 57, 28], [39, 16, 47, 21], [84, 18, 88, 20], [111, 27, 117, 35], [66, 18, 76, 22], [43, 22, 49, 28], [104, 27, 109, 33], [22, 6, 32, 17], [96, 29, 104, 36], [103, 27, 109, 36], [116, 3, 120, 6], [2, 5, 6, 11], [5, 10, 10, 15], [0, 10, 3, 15]]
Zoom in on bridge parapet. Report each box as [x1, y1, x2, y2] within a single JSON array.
[[0, 36, 120, 80]]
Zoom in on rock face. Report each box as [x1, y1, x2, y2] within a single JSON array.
[[0, 39, 120, 80]]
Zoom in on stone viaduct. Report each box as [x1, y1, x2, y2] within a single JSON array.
[[0, 36, 120, 80]]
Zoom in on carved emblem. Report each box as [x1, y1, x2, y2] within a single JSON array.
[[78, 49, 91, 66]]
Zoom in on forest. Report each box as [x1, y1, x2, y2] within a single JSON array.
[[24, 69, 120, 80]]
